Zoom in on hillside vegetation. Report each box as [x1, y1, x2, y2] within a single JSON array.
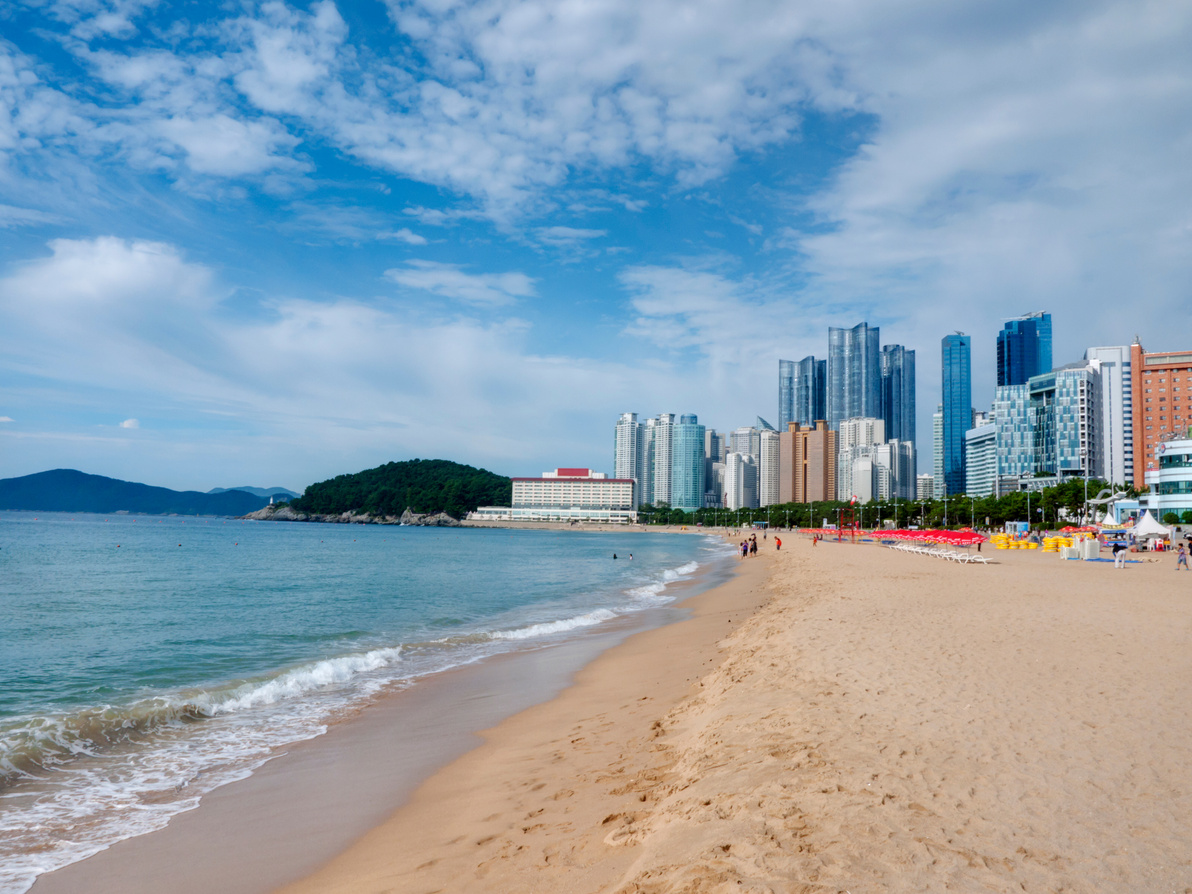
[[291, 459, 511, 518]]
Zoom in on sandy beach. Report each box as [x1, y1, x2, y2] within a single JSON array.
[[279, 535, 1192, 893]]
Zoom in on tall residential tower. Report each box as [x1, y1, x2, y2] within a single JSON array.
[[670, 414, 707, 512], [941, 334, 972, 495], [827, 323, 881, 430], [778, 356, 827, 430], [614, 412, 641, 507], [879, 344, 916, 445]]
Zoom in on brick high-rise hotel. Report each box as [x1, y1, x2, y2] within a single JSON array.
[[1131, 342, 1192, 484]]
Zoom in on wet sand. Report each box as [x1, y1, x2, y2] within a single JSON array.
[[280, 536, 1192, 893]]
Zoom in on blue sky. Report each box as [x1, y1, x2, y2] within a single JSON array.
[[1, 0, 1190, 491]]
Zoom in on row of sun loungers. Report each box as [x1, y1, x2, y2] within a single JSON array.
[[885, 542, 991, 564]]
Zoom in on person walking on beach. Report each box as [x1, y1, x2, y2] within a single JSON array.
[[1113, 540, 1128, 569], [775, 536, 782, 551], [1177, 543, 1188, 571]]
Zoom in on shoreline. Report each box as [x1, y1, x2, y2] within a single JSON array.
[[281, 534, 1192, 893], [26, 535, 742, 894], [277, 535, 775, 894]]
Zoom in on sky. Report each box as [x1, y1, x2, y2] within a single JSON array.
[[1, 0, 1190, 492]]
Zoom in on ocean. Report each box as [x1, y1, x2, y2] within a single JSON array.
[[0, 512, 732, 894]]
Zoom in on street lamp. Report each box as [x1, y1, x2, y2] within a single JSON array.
[[970, 497, 975, 528]]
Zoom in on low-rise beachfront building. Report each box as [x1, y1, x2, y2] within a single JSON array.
[[470, 468, 637, 523], [1139, 437, 1192, 523]]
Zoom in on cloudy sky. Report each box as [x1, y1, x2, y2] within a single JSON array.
[[1, 0, 1189, 491]]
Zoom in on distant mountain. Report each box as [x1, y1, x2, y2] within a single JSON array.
[[0, 470, 270, 516], [292, 459, 511, 518], [207, 486, 301, 500]]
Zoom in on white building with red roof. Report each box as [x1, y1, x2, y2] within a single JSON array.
[[470, 468, 637, 523]]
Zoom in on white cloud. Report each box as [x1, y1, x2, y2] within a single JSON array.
[[535, 226, 606, 247], [0, 237, 230, 394], [9, 0, 830, 213], [150, 114, 305, 178], [0, 416, 13, 423], [119, 417, 139, 428], [384, 260, 535, 307], [0, 204, 61, 228], [380, 227, 428, 245], [402, 206, 489, 227], [47, 0, 158, 39], [231, 1, 348, 117]]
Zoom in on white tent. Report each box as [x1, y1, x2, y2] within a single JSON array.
[[1131, 510, 1170, 540]]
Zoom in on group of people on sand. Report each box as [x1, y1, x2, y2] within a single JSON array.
[[739, 533, 758, 558]]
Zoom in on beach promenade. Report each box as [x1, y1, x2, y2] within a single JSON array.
[[282, 534, 1192, 893]]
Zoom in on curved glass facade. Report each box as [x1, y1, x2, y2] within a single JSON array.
[[779, 356, 826, 430], [828, 323, 880, 430], [997, 312, 1052, 387]]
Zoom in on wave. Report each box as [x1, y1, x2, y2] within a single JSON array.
[[0, 645, 405, 790], [209, 646, 403, 713], [490, 609, 618, 640], [663, 560, 700, 579]]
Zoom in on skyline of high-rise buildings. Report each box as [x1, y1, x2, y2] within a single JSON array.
[[613, 315, 1173, 515]]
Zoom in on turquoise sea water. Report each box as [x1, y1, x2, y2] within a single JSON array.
[[0, 512, 730, 893]]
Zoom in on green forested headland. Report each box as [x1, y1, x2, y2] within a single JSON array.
[[291, 459, 511, 518]]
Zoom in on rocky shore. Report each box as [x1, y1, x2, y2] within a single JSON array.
[[239, 505, 461, 526]]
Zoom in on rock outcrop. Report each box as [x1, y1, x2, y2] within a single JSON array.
[[399, 508, 462, 527], [240, 504, 460, 526]]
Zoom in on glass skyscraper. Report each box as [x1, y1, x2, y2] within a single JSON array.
[[778, 356, 827, 430], [670, 414, 707, 512], [827, 323, 881, 430], [880, 344, 916, 445], [997, 312, 1052, 386], [941, 333, 972, 495]]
